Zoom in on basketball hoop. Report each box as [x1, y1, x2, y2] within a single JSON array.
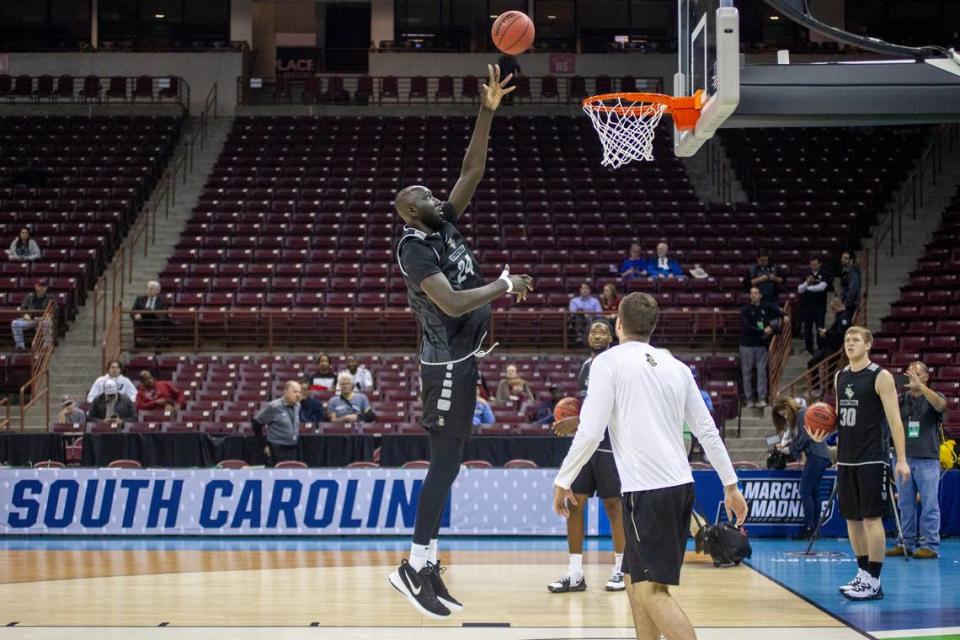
[[582, 91, 703, 168]]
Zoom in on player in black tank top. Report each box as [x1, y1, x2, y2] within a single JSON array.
[[807, 326, 910, 601], [836, 363, 888, 464], [387, 65, 534, 620]]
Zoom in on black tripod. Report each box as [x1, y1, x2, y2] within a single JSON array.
[[802, 468, 908, 559]]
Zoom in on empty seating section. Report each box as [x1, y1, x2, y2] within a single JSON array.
[[0, 116, 181, 386], [873, 192, 960, 436], [159, 118, 929, 322], [723, 126, 928, 246], [62, 351, 739, 435]]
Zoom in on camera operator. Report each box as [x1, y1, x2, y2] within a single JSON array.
[[886, 361, 947, 559]]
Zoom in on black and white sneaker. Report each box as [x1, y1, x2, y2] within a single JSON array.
[[547, 573, 587, 593], [427, 561, 463, 612], [388, 559, 451, 619], [842, 578, 884, 601], [605, 572, 626, 591], [837, 570, 867, 594]]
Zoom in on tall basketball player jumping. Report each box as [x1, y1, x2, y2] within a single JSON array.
[[807, 326, 910, 601], [389, 64, 533, 619]]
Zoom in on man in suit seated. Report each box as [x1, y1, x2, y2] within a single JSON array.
[[130, 281, 170, 347]]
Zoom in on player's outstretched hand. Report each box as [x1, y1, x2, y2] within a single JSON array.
[[724, 485, 749, 527], [481, 63, 516, 112], [553, 485, 577, 518], [552, 416, 580, 437], [509, 274, 534, 302]]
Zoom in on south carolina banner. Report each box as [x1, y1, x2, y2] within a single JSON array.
[[0, 468, 568, 536]]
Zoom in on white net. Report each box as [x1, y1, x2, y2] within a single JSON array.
[[583, 96, 667, 169]]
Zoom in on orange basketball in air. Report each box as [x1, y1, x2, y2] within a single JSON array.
[[491, 11, 535, 55], [553, 397, 581, 422], [804, 402, 837, 437]]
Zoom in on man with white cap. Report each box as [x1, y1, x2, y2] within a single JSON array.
[[87, 379, 138, 424]]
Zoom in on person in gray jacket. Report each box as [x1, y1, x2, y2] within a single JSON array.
[[7, 227, 41, 261], [252, 381, 302, 465]]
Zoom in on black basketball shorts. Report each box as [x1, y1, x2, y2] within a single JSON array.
[[570, 449, 621, 499], [419, 357, 478, 438], [621, 482, 695, 586], [838, 463, 888, 520]]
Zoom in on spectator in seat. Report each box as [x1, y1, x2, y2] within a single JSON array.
[[568, 283, 602, 345], [740, 286, 779, 408], [339, 354, 374, 392], [888, 360, 947, 559], [619, 242, 648, 280], [797, 256, 831, 355], [477, 373, 492, 400], [12, 159, 47, 188], [599, 284, 621, 324], [7, 227, 41, 261], [311, 353, 337, 391], [87, 360, 138, 403], [772, 395, 832, 539], [327, 372, 373, 423], [747, 249, 784, 308], [11, 280, 55, 351], [252, 380, 302, 465], [647, 241, 683, 278], [131, 281, 170, 344], [807, 298, 852, 394], [135, 370, 184, 413], [839, 251, 861, 316], [299, 380, 326, 423], [88, 379, 138, 424], [57, 395, 86, 426], [473, 391, 496, 427], [496, 363, 535, 406], [533, 385, 565, 425]]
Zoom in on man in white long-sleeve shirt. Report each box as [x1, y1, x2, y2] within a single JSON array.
[[553, 292, 748, 640]]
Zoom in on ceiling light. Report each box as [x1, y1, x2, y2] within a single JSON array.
[[155, 13, 165, 19], [547, 14, 557, 19], [769, 15, 780, 20], [489, 14, 497, 18]]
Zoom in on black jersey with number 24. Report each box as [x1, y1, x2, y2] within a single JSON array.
[[836, 362, 887, 465], [397, 202, 490, 365]]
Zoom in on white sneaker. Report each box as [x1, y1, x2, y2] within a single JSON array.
[[547, 573, 586, 593], [838, 569, 867, 593], [605, 572, 625, 591], [843, 577, 883, 601], [745, 401, 756, 408], [756, 401, 768, 409]]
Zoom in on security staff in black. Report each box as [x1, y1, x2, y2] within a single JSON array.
[[548, 320, 625, 594], [797, 257, 830, 354], [387, 63, 532, 621], [818, 326, 909, 602]]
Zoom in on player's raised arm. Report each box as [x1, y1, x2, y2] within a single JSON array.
[[447, 64, 515, 217]]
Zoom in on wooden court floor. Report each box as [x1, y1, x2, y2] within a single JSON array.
[[0, 546, 863, 640]]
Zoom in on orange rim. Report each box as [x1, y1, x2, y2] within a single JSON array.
[[583, 90, 704, 130]]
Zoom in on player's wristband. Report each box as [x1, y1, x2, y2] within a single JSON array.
[[499, 271, 514, 293]]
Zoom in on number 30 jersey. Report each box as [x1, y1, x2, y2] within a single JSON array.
[[836, 362, 887, 465], [397, 201, 491, 365]]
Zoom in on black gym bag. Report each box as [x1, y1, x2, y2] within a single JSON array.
[[692, 508, 753, 567]]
